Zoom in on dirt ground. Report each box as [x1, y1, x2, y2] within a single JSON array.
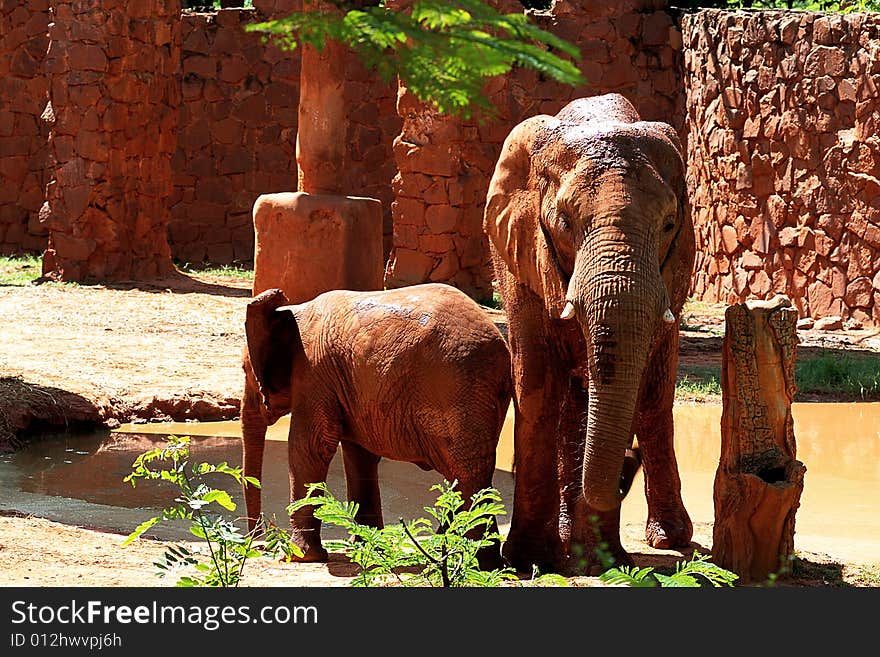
[[1, 272, 878, 587]]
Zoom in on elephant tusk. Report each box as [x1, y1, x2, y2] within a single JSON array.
[[560, 302, 576, 320], [663, 308, 676, 324]]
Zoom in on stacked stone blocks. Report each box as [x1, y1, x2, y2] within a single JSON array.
[[41, 0, 181, 280], [685, 10, 880, 325], [0, 1, 49, 253]]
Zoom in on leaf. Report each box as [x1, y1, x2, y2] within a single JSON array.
[[201, 489, 237, 511], [176, 577, 199, 587], [245, 1, 584, 118], [599, 566, 658, 587], [122, 516, 160, 546]]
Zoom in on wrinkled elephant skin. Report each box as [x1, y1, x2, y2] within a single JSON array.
[[484, 94, 694, 574], [241, 283, 512, 568]]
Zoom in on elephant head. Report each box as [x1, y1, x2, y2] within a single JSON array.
[[244, 288, 299, 424], [484, 95, 693, 512]]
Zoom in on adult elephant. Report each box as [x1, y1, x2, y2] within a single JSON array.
[[483, 94, 694, 574]]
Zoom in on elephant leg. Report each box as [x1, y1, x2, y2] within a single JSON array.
[[287, 407, 341, 562], [499, 281, 564, 573], [449, 465, 505, 572], [241, 368, 268, 535], [341, 441, 383, 529], [636, 329, 693, 549]]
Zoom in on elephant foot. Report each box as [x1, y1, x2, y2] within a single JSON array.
[[646, 506, 693, 549], [502, 531, 561, 574], [287, 530, 329, 563], [477, 545, 505, 572], [555, 542, 633, 577]]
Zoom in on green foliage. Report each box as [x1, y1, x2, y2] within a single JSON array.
[[676, 366, 723, 401], [286, 480, 514, 586], [0, 254, 42, 287], [795, 354, 880, 399], [247, 1, 584, 117], [123, 435, 270, 587], [279, 480, 565, 587], [679, 354, 880, 401], [600, 552, 739, 588], [175, 260, 255, 280], [853, 564, 880, 586]]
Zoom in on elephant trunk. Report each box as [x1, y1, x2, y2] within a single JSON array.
[[566, 235, 667, 512]]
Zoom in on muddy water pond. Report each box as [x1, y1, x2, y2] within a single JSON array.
[[1, 403, 877, 563]]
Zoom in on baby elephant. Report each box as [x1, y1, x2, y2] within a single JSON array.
[[240, 283, 512, 566]]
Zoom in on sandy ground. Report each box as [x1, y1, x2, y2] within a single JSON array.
[[2, 513, 873, 588], [1, 272, 878, 587]]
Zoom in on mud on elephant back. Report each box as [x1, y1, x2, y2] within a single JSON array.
[[484, 93, 695, 575], [240, 284, 512, 569]]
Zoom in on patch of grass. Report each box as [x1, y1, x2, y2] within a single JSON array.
[[678, 353, 880, 402], [682, 297, 727, 320], [176, 261, 254, 281], [849, 564, 880, 587], [0, 254, 41, 286], [676, 365, 722, 401], [795, 354, 880, 399], [483, 290, 503, 310]]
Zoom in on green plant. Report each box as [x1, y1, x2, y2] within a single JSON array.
[[852, 564, 880, 586], [676, 366, 723, 400], [599, 552, 739, 588], [0, 254, 42, 286], [248, 0, 584, 117], [795, 354, 880, 399], [286, 480, 514, 586], [122, 435, 273, 587], [175, 260, 255, 280]]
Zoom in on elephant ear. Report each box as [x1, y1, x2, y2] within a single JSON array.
[[484, 115, 567, 312], [245, 288, 298, 409], [640, 122, 695, 314]]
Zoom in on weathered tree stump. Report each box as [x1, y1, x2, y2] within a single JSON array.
[[712, 295, 807, 584]]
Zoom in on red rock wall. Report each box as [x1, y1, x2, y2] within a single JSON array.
[[0, 1, 49, 254], [384, 0, 684, 301], [171, 3, 399, 266], [41, 0, 181, 281], [685, 9, 880, 325], [171, 8, 300, 266]]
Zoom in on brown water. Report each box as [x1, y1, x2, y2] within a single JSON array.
[[3, 403, 878, 563], [623, 403, 880, 565], [0, 428, 512, 542]]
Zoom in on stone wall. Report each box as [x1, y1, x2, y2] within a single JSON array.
[[0, 1, 49, 253], [170, 3, 399, 266], [41, 0, 181, 280], [171, 8, 300, 266], [385, 0, 685, 300], [685, 9, 880, 325]]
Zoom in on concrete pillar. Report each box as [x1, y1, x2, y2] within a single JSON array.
[[252, 192, 383, 301]]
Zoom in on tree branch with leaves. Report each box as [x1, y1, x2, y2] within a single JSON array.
[[247, 0, 584, 118]]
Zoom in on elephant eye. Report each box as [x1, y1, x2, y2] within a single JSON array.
[[556, 211, 570, 230], [662, 216, 676, 233]]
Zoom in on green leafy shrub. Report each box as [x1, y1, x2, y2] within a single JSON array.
[[599, 552, 739, 588], [247, 0, 584, 117], [285, 480, 566, 587], [122, 435, 274, 587]]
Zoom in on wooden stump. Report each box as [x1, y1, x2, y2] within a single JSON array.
[[712, 295, 807, 584]]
